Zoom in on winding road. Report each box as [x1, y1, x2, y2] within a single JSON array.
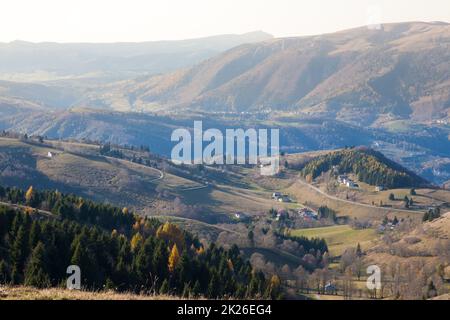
[[296, 178, 425, 214]]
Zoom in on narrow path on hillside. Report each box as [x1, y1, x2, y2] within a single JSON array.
[[102, 153, 213, 190], [0, 201, 56, 219], [296, 179, 424, 214], [103, 155, 165, 182], [178, 184, 211, 191]]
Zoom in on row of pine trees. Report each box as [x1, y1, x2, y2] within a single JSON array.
[[0, 185, 280, 299]]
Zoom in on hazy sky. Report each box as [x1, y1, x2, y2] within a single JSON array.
[[1, 0, 449, 42]]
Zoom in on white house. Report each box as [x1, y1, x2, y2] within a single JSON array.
[[337, 175, 348, 184], [346, 181, 355, 188], [47, 152, 53, 158], [272, 192, 282, 199], [278, 195, 291, 203]]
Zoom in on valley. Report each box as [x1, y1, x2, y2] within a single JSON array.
[[2, 22, 450, 186], [0, 133, 449, 299], [0, 134, 449, 297], [0, 20, 449, 300]]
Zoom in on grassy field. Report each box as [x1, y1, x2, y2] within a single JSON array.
[[330, 177, 447, 210], [285, 180, 425, 222], [0, 286, 178, 300], [290, 225, 379, 257], [0, 137, 282, 218]]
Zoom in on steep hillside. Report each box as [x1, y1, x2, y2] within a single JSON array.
[[0, 190, 273, 299], [0, 137, 179, 212], [0, 137, 279, 220], [83, 22, 450, 124]]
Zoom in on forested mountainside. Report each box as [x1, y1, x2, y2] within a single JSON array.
[[0, 185, 280, 299], [299, 147, 429, 188]]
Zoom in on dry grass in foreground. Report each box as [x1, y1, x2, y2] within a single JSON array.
[[0, 286, 181, 300]]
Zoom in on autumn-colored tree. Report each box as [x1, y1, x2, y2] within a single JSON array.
[[130, 233, 143, 252], [25, 186, 34, 204], [195, 246, 205, 256], [265, 274, 281, 299], [168, 244, 180, 272], [227, 259, 234, 272], [157, 222, 185, 250]]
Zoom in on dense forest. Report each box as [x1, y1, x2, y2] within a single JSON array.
[[0, 185, 280, 299], [300, 148, 428, 189]]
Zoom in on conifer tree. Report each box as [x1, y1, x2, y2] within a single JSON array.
[[356, 243, 362, 257], [24, 242, 51, 288], [0, 260, 9, 284], [29, 220, 41, 250], [10, 225, 28, 283]]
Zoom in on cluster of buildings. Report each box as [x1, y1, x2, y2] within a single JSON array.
[[377, 221, 399, 232], [269, 190, 321, 223], [297, 207, 318, 221], [272, 192, 291, 203], [273, 207, 319, 222], [275, 209, 289, 221], [233, 212, 251, 223], [337, 175, 359, 189]]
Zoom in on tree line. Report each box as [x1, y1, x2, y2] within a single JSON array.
[[0, 185, 277, 299]]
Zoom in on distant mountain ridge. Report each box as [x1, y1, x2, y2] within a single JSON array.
[[0, 31, 273, 83], [1, 22, 450, 185], [79, 22, 450, 124]]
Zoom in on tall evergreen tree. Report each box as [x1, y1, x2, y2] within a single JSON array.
[[10, 225, 28, 283], [24, 242, 51, 288]]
